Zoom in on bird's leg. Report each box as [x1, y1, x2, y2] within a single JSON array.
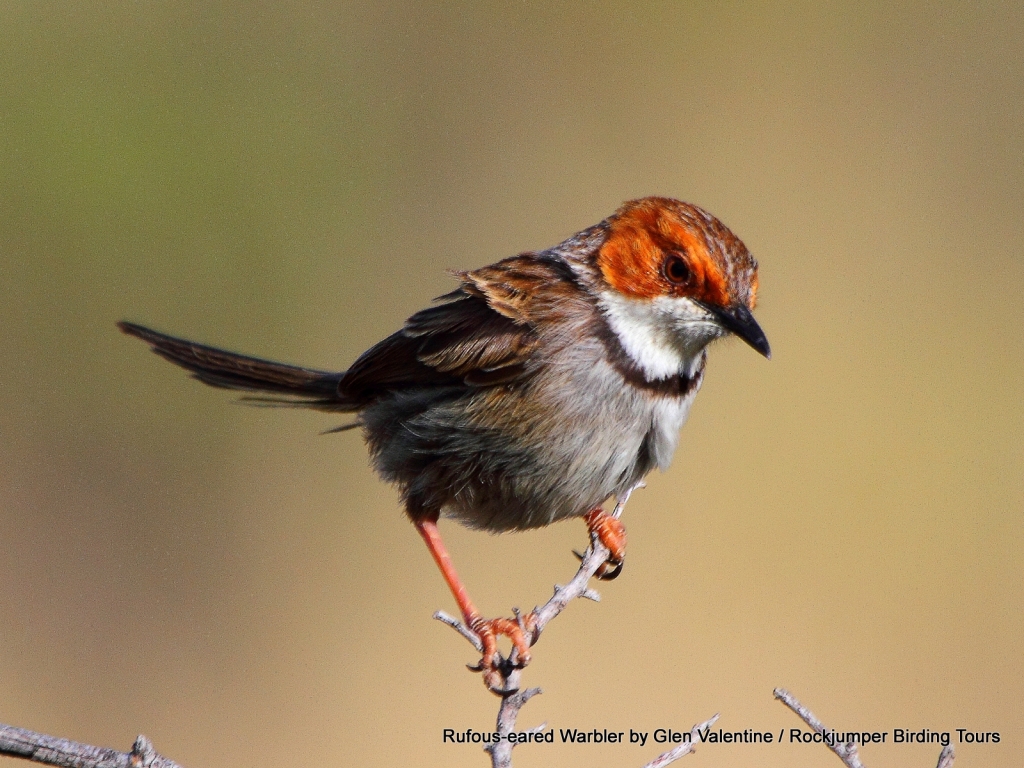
[[584, 506, 627, 580], [415, 517, 535, 690]]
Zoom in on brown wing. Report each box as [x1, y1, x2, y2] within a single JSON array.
[[339, 254, 574, 405]]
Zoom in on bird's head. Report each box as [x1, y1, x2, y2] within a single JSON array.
[[593, 197, 770, 381]]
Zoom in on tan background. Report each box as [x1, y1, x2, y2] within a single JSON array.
[[1, 3, 1022, 767]]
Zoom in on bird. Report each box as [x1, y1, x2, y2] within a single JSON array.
[[119, 196, 770, 689]]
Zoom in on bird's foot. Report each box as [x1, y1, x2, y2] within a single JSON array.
[[467, 612, 537, 693], [584, 507, 627, 580]]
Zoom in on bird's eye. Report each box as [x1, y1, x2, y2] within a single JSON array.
[[663, 252, 691, 285]]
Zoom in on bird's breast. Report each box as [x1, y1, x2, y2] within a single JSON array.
[[444, 334, 702, 530]]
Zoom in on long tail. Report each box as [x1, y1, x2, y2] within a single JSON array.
[[118, 321, 351, 411]]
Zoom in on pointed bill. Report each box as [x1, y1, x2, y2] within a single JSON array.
[[701, 303, 771, 359]]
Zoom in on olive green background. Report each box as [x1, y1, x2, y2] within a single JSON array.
[[1, 3, 1022, 767]]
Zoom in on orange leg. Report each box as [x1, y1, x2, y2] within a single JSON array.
[[415, 517, 534, 686], [584, 507, 627, 579]]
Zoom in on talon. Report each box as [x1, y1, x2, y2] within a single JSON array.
[[574, 545, 621, 578], [594, 558, 623, 580], [484, 668, 520, 695], [469, 613, 537, 692], [584, 507, 627, 577]]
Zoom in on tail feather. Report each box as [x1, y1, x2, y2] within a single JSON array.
[[118, 321, 351, 410]]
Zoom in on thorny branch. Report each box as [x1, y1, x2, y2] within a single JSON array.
[[0, 481, 713, 768], [434, 482, 644, 693], [0, 726, 183, 768], [774, 688, 955, 768], [0, 483, 957, 768], [436, 482, 716, 768]]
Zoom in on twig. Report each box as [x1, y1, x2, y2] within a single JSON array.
[[773, 687, 865, 768], [484, 699, 716, 768], [439, 482, 703, 767], [485, 688, 543, 768], [434, 481, 645, 686], [640, 714, 720, 768], [529, 480, 637, 630], [774, 688, 955, 768], [0, 725, 184, 768], [934, 745, 955, 768]]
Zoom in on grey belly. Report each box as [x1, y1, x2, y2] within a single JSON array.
[[362, 357, 695, 532], [443, 405, 657, 532]]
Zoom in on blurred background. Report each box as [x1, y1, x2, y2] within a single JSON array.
[[1, 2, 1022, 767]]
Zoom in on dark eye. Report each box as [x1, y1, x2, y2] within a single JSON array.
[[663, 252, 690, 285]]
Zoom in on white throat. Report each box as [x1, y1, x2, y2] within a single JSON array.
[[598, 291, 724, 381]]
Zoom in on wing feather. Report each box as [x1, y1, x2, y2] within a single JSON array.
[[339, 254, 574, 405]]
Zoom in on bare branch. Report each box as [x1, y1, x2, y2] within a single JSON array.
[[774, 688, 866, 768], [935, 745, 955, 768], [434, 609, 484, 653], [774, 687, 864, 768], [436, 482, 700, 768], [640, 714, 720, 768], [774, 688, 954, 768], [435, 481, 646, 682], [436, 483, 644, 766], [485, 688, 543, 768], [0, 726, 183, 768]]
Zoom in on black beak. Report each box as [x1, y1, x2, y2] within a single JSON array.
[[702, 303, 771, 359]]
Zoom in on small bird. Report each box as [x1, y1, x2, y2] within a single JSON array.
[[120, 197, 769, 688]]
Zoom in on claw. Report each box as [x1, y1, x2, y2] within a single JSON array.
[[576, 545, 622, 578], [484, 667, 520, 695], [469, 613, 537, 693], [583, 507, 627, 579], [595, 558, 623, 580]]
